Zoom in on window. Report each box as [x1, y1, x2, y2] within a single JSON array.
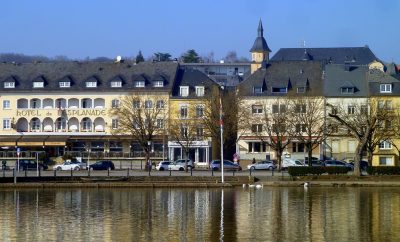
[[133, 100, 140, 108], [33, 82, 44, 88], [295, 104, 306, 113], [156, 119, 164, 129], [272, 124, 286, 133], [272, 87, 287, 93], [379, 157, 393, 166], [156, 100, 165, 109], [112, 119, 119, 129], [180, 125, 188, 138], [82, 99, 91, 108], [251, 124, 263, 133], [296, 124, 307, 132], [292, 142, 305, 153], [2, 119, 11, 130], [82, 118, 92, 131], [196, 126, 204, 138], [378, 100, 392, 110], [154, 81, 164, 87], [348, 105, 355, 114], [253, 86, 263, 94], [272, 104, 286, 113], [180, 86, 189, 97], [361, 105, 368, 114], [31, 99, 40, 109], [180, 106, 188, 118], [31, 118, 40, 131], [248, 142, 266, 153], [134, 81, 145, 87], [4, 82, 15, 88], [196, 105, 204, 118], [380, 84, 392, 93], [379, 141, 392, 149], [111, 99, 120, 108], [195, 86, 204, 97], [145, 100, 153, 109], [59, 82, 70, 88], [55, 118, 66, 130], [331, 106, 338, 115], [341, 87, 354, 94], [86, 81, 97, 88], [111, 81, 122, 88], [252, 105, 263, 114], [3, 100, 10, 109], [297, 87, 306, 93]]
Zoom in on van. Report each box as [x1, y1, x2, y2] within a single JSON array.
[[282, 159, 304, 169]]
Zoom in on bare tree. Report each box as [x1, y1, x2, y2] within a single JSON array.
[[225, 51, 238, 63], [202, 88, 247, 160], [327, 98, 393, 176], [287, 95, 329, 166], [169, 104, 207, 171], [109, 94, 168, 170], [245, 98, 293, 170]]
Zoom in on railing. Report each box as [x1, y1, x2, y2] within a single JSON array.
[[0, 151, 45, 159]]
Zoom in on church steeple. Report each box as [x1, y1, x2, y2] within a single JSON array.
[[250, 19, 271, 74]]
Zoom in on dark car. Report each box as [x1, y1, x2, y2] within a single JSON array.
[[304, 157, 323, 166], [210, 160, 242, 171], [18, 160, 48, 171], [350, 160, 369, 171], [88, 160, 115, 170], [324, 160, 353, 171]]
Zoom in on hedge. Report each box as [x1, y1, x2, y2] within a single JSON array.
[[288, 166, 349, 176], [367, 166, 400, 175]]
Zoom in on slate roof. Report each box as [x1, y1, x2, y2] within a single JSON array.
[[368, 68, 400, 96], [171, 68, 220, 98], [323, 64, 369, 97], [0, 61, 179, 93], [238, 61, 323, 96], [249, 20, 271, 53], [271, 47, 377, 65]]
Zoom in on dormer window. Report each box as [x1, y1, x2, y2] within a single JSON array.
[[4, 82, 15, 88], [111, 81, 122, 88], [134, 81, 145, 87], [253, 86, 263, 94], [59, 82, 70, 88], [195, 86, 204, 97], [33, 82, 44, 88], [341, 87, 354, 94], [86, 81, 97, 88], [272, 87, 287, 93], [297, 87, 306, 93], [380, 84, 392, 93], [180, 86, 189, 97], [154, 80, 164, 87]]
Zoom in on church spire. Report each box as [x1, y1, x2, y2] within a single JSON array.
[[257, 19, 263, 37]]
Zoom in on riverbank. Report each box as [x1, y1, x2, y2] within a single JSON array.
[[2, 175, 400, 188]]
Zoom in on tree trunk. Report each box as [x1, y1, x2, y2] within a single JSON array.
[[276, 149, 282, 171], [353, 143, 364, 176], [185, 151, 189, 172], [307, 142, 313, 167]]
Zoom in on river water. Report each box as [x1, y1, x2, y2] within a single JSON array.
[[0, 187, 399, 241]]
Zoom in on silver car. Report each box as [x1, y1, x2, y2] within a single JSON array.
[[247, 160, 276, 170], [156, 161, 185, 171]]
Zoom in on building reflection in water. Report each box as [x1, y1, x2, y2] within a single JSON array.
[[0, 187, 400, 241]]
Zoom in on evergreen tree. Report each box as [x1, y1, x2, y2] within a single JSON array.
[[181, 49, 201, 63], [136, 51, 145, 63]]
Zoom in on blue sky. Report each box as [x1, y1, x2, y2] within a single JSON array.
[[0, 0, 399, 63]]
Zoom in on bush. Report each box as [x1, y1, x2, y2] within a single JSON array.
[[288, 166, 348, 176], [367, 166, 400, 175]]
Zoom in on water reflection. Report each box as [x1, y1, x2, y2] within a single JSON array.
[[0, 187, 400, 241]]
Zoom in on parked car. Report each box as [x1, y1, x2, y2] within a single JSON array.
[[174, 159, 195, 169], [349, 160, 369, 171], [18, 160, 48, 171], [323, 160, 354, 171], [210, 160, 242, 171], [70, 159, 87, 170], [88, 160, 115, 170], [156, 161, 185, 171], [282, 159, 305, 169], [247, 160, 276, 170], [304, 157, 323, 167], [53, 161, 82, 171]]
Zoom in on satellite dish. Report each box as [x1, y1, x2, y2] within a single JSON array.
[[116, 56, 122, 62]]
